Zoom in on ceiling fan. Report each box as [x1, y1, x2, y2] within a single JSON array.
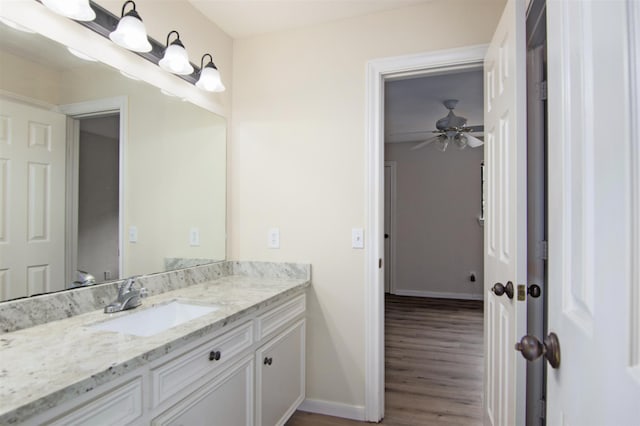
[[409, 99, 484, 152]]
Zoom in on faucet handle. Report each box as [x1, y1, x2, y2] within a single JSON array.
[[139, 287, 149, 298]]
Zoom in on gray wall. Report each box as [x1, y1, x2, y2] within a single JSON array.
[[386, 142, 484, 299]]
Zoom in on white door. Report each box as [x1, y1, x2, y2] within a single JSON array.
[[546, 0, 640, 424], [483, 0, 527, 425], [0, 99, 66, 300]]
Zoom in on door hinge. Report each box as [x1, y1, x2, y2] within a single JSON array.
[[539, 80, 548, 100], [538, 398, 546, 419], [540, 240, 548, 260], [379, 258, 383, 269]]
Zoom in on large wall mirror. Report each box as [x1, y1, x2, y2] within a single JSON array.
[[0, 9, 226, 302]]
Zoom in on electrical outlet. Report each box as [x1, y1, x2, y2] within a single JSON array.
[[352, 228, 364, 249], [189, 227, 200, 246], [268, 228, 280, 249], [104, 271, 112, 280]]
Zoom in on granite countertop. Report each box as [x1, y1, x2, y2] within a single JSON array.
[[0, 274, 310, 424]]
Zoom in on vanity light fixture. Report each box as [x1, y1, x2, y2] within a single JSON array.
[[41, 0, 96, 22], [196, 54, 225, 92], [159, 31, 194, 75], [109, 1, 152, 53]]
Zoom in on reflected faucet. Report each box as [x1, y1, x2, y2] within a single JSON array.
[[71, 270, 96, 287], [104, 276, 148, 313]]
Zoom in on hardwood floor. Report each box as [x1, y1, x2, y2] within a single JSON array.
[[286, 295, 484, 426]]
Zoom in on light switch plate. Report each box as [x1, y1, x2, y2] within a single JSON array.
[[268, 228, 280, 249], [129, 226, 138, 243], [352, 228, 364, 249]]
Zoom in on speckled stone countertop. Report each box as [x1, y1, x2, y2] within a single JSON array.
[[0, 269, 310, 424]]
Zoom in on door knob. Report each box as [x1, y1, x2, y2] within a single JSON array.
[[492, 281, 514, 299], [384, 234, 389, 239], [514, 332, 560, 369], [528, 284, 541, 298]]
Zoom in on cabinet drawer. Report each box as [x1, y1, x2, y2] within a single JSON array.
[[151, 321, 253, 408], [47, 378, 143, 426], [256, 294, 305, 341]]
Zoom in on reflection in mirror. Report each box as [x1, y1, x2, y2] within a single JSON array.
[[0, 21, 226, 302]]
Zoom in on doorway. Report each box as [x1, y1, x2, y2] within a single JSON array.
[[75, 114, 120, 284], [364, 45, 488, 422]]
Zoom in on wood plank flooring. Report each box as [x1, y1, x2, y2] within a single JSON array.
[[286, 295, 484, 426]]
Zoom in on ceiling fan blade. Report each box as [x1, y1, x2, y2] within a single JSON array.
[[410, 136, 439, 150], [464, 133, 484, 148], [466, 125, 484, 133]]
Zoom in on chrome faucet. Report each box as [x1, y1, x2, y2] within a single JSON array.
[[104, 276, 148, 313]]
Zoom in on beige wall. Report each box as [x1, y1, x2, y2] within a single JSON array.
[[386, 142, 484, 299], [229, 0, 505, 410]]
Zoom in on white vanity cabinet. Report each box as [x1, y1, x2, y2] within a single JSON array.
[[151, 356, 254, 426], [26, 292, 306, 426], [256, 320, 306, 426], [255, 294, 306, 426]]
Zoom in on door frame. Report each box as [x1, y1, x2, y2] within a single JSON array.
[[383, 161, 397, 295], [364, 44, 488, 421], [59, 96, 127, 285]]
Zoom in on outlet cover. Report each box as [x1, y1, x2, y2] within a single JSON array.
[[268, 228, 280, 249]]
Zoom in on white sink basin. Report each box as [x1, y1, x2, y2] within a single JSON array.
[[90, 301, 220, 337]]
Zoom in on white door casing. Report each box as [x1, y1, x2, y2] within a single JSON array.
[[0, 99, 66, 300], [384, 161, 397, 294], [483, 0, 527, 425], [546, 0, 640, 424]]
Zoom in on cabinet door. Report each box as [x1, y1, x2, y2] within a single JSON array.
[[256, 319, 305, 426], [152, 356, 254, 426]]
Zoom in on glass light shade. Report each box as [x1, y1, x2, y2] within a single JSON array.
[[454, 134, 467, 149], [109, 14, 152, 53], [196, 66, 225, 92], [42, 0, 95, 21], [159, 44, 194, 75], [436, 136, 449, 152]]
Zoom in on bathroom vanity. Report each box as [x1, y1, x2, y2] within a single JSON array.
[[0, 262, 310, 425]]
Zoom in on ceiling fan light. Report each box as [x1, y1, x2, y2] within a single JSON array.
[[42, 0, 95, 21], [159, 35, 194, 75], [109, 12, 152, 52], [436, 136, 449, 152], [454, 135, 467, 149]]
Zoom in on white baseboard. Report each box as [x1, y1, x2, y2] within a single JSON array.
[[392, 289, 483, 301], [297, 398, 365, 421]]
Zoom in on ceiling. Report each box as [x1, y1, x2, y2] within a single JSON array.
[[384, 69, 484, 144], [187, 0, 432, 39]]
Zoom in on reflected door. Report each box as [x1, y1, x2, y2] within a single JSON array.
[[0, 99, 66, 299]]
